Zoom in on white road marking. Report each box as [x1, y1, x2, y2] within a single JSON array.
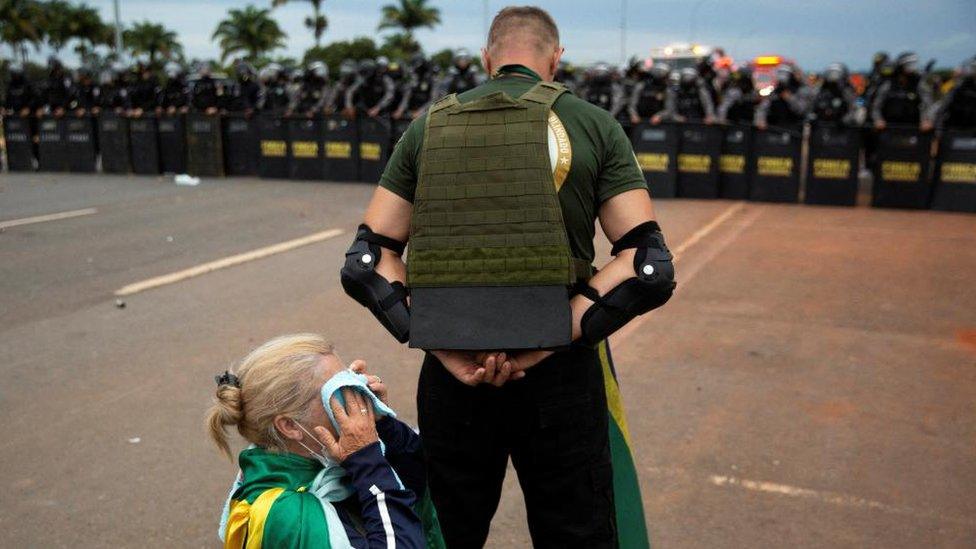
[[0, 207, 98, 230], [709, 474, 976, 528], [114, 228, 345, 296], [611, 202, 758, 347]]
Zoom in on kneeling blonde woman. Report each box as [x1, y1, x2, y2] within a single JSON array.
[[207, 334, 443, 548]]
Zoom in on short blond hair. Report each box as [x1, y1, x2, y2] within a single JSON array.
[[205, 334, 334, 460], [487, 6, 560, 55]]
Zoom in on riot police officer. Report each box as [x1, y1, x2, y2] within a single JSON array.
[[616, 57, 643, 126], [126, 63, 160, 116], [39, 57, 72, 117], [628, 61, 669, 125], [67, 68, 98, 116], [756, 64, 809, 128], [220, 60, 261, 114], [257, 63, 291, 114], [190, 62, 220, 114], [438, 48, 481, 95], [716, 66, 758, 124], [578, 62, 623, 115], [158, 62, 189, 114], [871, 52, 935, 131], [288, 61, 332, 117], [664, 67, 716, 123], [394, 53, 437, 120], [934, 56, 976, 130], [331, 59, 359, 114], [345, 58, 395, 118], [3, 64, 38, 116], [809, 63, 858, 126], [96, 67, 128, 113]]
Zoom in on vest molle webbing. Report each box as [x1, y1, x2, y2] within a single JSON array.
[[408, 81, 581, 288]]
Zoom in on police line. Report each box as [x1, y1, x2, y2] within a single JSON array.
[[1, 113, 413, 184], [628, 121, 976, 212], [2, 114, 974, 213]]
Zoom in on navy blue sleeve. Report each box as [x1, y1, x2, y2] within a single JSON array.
[[376, 417, 426, 498], [343, 442, 425, 549]]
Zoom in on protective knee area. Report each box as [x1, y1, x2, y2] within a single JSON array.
[[340, 224, 410, 343], [579, 221, 676, 346]]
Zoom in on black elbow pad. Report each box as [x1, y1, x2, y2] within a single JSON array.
[[579, 222, 676, 346], [339, 224, 410, 343]]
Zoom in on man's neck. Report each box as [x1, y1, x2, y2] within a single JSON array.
[[492, 56, 551, 81]]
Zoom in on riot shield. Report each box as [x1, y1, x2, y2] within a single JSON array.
[[805, 123, 861, 206], [37, 117, 68, 172], [750, 126, 802, 203], [129, 115, 161, 175], [186, 113, 224, 177], [3, 116, 36, 171], [157, 114, 187, 174], [257, 114, 289, 179], [931, 129, 976, 213], [631, 122, 678, 198], [323, 115, 359, 182], [676, 122, 722, 198], [871, 127, 933, 209], [98, 113, 130, 174], [719, 125, 752, 199], [223, 114, 258, 176], [65, 116, 97, 172], [287, 117, 325, 180], [358, 116, 391, 183]]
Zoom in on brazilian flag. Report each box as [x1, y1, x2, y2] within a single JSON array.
[[598, 340, 651, 549]]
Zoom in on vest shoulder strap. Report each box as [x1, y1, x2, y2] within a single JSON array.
[[428, 93, 461, 115], [519, 81, 568, 108]]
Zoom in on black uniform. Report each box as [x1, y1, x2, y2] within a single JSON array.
[[69, 77, 98, 112], [871, 73, 934, 127], [190, 75, 220, 111], [291, 74, 331, 114], [41, 70, 73, 113], [665, 77, 716, 121], [3, 72, 37, 113], [259, 77, 291, 114], [440, 64, 480, 96], [810, 82, 857, 125], [158, 76, 189, 110], [717, 72, 758, 124], [756, 76, 810, 127], [935, 75, 976, 129], [127, 73, 160, 111], [627, 72, 668, 121], [396, 61, 437, 117], [348, 71, 395, 116]]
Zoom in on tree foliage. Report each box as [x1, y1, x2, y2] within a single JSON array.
[[303, 36, 379, 74], [123, 20, 183, 67], [213, 5, 287, 62], [272, 0, 327, 47]]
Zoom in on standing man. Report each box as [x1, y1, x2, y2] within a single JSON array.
[[340, 6, 672, 548], [664, 67, 716, 123], [871, 52, 935, 132]]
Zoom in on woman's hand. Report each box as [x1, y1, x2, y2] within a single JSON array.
[[314, 388, 380, 463], [350, 359, 388, 405]]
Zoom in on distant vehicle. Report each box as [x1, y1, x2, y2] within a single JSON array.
[[749, 54, 797, 96], [649, 43, 715, 71]]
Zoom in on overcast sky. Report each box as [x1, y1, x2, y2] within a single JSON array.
[[69, 0, 976, 70]]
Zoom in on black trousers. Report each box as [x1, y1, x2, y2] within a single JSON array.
[[417, 346, 617, 549]]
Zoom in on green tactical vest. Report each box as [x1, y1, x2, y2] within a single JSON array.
[[408, 81, 587, 288]]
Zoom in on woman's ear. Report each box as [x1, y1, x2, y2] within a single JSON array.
[[273, 415, 303, 442]]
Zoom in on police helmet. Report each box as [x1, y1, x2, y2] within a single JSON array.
[[823, 63, 846, 84], [376, 56, 390, 70], [98, 69, 114, 86], [359, 58, 377, 77], [234, 60, 256, 79], [590, 62, 612, 79], [895, 52, 919, 74], [872, 51, 889, 67], [258, 63, 282, 83], [679, 67, 699, 85], [164, 61, 183, 79], [409, 53, 428, 71], [649, 62, 670, 80], [775, 64, 795, 85], [195, 61, 213, 78], [454, 48, 472, 68], [307, 60, 329, 81], [339, 59, 358, 78]]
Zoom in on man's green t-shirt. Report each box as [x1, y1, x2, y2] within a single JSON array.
[[379, 64, 647, 263]]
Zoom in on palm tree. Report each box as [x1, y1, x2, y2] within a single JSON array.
[[123, 21, 183, 67], [44, 1, 107, 54], [0, 0, 47, 63], [271, 0, 327, 47], [213, 5, 287, 62], [377, 0, 440, 51]]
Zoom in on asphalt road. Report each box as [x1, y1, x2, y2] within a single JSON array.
[[0, 173, 974, 548]]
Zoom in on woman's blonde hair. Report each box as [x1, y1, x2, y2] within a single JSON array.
[[206, 333, 334, 460]]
